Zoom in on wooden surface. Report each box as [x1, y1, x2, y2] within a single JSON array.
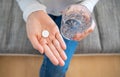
[[0, 0, 120, 54], [0, 56, 120, 77]]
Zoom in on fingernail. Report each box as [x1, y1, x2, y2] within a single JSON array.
[[63, 45, 67, 50], [54, 60, 59, 66], [60, 61, 65, 66], [64, 55, 67, 60]]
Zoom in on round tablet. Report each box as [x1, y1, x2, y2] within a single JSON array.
[[42, 30, 49, 38]]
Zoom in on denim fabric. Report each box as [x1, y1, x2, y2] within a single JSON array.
[[40, 14, 78, 77]]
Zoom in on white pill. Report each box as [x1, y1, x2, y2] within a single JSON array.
[[42, 30, 49, 38]]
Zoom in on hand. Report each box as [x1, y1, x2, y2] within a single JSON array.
[[73, 20, 96, 41], [63, 4, 96, 41], [26, 10, 67, 66]]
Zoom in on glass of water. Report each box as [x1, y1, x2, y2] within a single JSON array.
[[60, 4, 92, 40]]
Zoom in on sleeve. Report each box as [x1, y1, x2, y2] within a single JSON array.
[[80, 0, 99, 12], [16, 0, 47, 22]]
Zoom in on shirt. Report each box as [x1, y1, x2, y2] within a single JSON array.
[[16, 0, 99, 22]]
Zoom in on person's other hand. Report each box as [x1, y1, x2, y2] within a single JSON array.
[[73, 20, 96, 41], [26, 10, 67, 66], [63, 4, 96, 41]]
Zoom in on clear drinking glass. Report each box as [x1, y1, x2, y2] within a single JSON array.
[[60, 5, 92, 40]]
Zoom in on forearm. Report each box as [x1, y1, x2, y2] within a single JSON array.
[[16, 0, 46, 22], [81, 0, 99, 12]]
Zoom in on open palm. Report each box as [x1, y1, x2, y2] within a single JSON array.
[[26, 11, 67, 66]]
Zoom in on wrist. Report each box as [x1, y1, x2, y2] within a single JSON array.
[[24, 4, 47, 22], [27, 10, 46, 22], [80, 0, 99, 12]]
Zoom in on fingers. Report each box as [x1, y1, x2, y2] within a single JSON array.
[[73, 20, 96, 41], [86, 20, 96, 33], [73, 33, 83, 41], [29, 36, 44, 54], [43, 34, 67, 66], [43, 44, 59, 66], [53, 39, 67, 60], [48, 43, 65, 66], [56, 32, 66, 50]]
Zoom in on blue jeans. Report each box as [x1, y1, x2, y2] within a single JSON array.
[[40, 14, 78, 77]]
